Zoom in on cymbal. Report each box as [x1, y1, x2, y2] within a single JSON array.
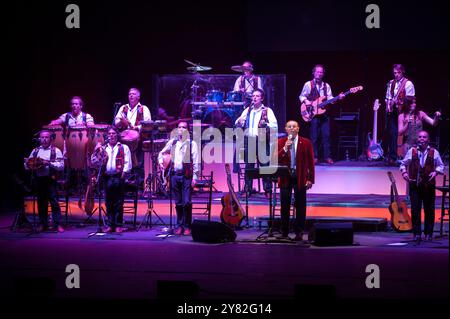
[[187, 65, 212, 72], [231, 65, 244, 72]]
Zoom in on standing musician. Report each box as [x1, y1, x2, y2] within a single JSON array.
[[49, 96, 95, 127], [235, 88, 278, 198], [91, 126, 132, 233], [24, 130, 65, 232], [398, 96, 441, 154], [385, 64, 415, 165], [299, 64, 344, 164], [277, 121, 315, 240], [158, 121, 199, 236], [233, 61, 263, 102], [399, 130, 444, 242]]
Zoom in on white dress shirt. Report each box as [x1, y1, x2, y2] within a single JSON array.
[[385, 78, 415, 101], [299, 81, 334, 103], [233, 75, 263, 95], [400, 146, 444, 175], [58, 112, 94, 126], [158, 139, 200, 180], [91, 143, 132, 174], [25, 146, 64, 177], [235, 105, 278, 137], [114, 103, 152, 131]]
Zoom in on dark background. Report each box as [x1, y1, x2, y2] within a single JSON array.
[[5, 0, 448, 211]]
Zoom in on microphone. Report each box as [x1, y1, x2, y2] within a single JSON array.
[[287, 134, 293, 149], [114, 102, 122, 108]]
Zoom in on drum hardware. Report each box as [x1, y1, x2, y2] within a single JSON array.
[[184, 59, 212, 73], [231, 65, 245, 73]]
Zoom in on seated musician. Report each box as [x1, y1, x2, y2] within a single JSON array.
[[24, 130, 65, 232], [114, 88, 152, 132], [49, 96, 95, 127], [277, 121, 315, 240], [233, 61, 263, 98], [91, 126, 132, 233]]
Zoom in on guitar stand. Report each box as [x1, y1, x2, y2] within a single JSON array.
[[138, 174, 166, 230]]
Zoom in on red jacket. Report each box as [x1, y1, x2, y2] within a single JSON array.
[[277, 136, 315, 188]]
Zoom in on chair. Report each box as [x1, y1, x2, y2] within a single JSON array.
[[191, 171, 214, 221], [437, 175, 449, 237], [335, 109, 360, 160], [122, 173, 139, 229]]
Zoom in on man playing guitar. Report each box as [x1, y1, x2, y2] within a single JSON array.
[[299, 64, 344, 164], [385, 64, 415, 164]]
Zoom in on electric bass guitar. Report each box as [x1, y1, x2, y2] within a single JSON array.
[[366, 99, 384, 160], [387, 171, 413, 232], [300, 85, 363, 122], [220, 163, 245, 228]]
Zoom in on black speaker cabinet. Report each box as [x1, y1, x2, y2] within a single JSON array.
[[191, 220, 237, 243], [308, 222, 354, 246]]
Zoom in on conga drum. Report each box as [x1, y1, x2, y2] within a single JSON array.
[[120, 129, 140, 152], [66, 125, 89, 169], [120, 129, 140, 167], [42, 125, 65, 152], [88, 124, 109, 154]]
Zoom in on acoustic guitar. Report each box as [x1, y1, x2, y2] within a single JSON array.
[[220, 163, 245, 227], [366, 99, 384, 160], [387, 171, 412, 232], [300, 85, 363, 122]]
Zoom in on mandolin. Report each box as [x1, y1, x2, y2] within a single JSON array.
[[220, 164, 244, 227], [387, 171, 412, 232]]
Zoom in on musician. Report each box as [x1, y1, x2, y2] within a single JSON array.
[[399, 130, 444, 242], [233, 61, 263, 99], [235, 89, 278, 198], [299, 64, 344, 164], [49, 96, 95, 127], [398, 96, 441, 151], [91, 126, 132, 233], [385, 64, 415, 165], [158, 121, 199, 236], [277, 121, 315, 240], [24, 130, 65, 232], [114, 88, 152, 131]]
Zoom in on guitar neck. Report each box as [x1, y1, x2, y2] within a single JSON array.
[[373, 109, 378, 141], [319, 89, 352, 108]]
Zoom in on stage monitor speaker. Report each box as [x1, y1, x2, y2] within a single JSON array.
[[191, 220, 237, 243], [308, 222, 354, 246]]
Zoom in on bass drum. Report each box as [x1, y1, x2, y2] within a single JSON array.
[[66, 125, 89, 169], [203, 107, 234, 131], [42, 125, 65, 153]]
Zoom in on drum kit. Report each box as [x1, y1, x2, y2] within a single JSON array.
[[185, 60, 246, 129]]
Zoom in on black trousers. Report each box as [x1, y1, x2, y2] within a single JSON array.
[[35, 176, 61, 227], [409, 183, 436, 236], [280, 173, 307, 236], [171, 174, 192, 228], [310, 115, 331, 160], [386, 109, 398, 161], [104, 174, 124, 228], [244, 135, 272, 193]]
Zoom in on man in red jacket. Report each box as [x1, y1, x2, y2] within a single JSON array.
[[277, 121, 315, 240]]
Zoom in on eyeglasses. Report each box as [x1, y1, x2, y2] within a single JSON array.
[[178, 126, 188, 129]]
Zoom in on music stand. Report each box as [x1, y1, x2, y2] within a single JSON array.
[[86, 153, 108, 237], [245, 166, 291, 240]]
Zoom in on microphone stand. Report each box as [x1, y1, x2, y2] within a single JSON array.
[[88, 147, 107, 237]]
